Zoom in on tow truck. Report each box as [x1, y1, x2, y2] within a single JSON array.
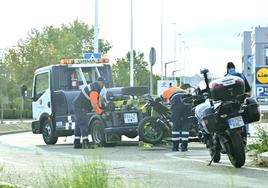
[[30, 56, 148, 146]]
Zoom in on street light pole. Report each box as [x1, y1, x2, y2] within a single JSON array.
[[94, 0, 99, 53], [130, 0, 134, 86], [182, 41, 186, 84], [160, 0, 164, 80], [172, 23, 176, 75], [178, 33, 182, 86], [172, 69, 181, 79], [165, 60, 178, 79]]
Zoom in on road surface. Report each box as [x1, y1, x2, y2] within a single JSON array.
[[0, 132, 267, 187]]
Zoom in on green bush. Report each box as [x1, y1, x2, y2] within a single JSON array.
[[0, 109, 32, 119], [247, 126, 268, 154]]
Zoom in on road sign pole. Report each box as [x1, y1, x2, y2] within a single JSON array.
[[149, 47, 156, 96], [150, 65, 153, 95]]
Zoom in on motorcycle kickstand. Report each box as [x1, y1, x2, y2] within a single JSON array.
[[208, 152, 216, 166]]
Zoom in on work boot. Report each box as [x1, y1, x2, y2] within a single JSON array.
[[172, 141, 179, 152], [74, 139, 82, 149], [82, 139, 95, 149], [181, 141, 188, 152]]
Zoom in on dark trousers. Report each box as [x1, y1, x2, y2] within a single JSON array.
[[170, 94, 191, 148], [72, 93, 90, 140]]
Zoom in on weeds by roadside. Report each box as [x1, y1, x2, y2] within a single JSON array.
[[247, 126, 268, 154], [246, 125, 268, 167], [43, 157, 158, 188]]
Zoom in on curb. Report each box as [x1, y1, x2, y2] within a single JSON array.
[[0, 123, 31, 136], [0, 181, 32, 188], [258, 152, 268, 163], [0, 130, 31, 136]]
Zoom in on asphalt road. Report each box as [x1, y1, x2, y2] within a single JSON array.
[[0, 132, 268, 188]]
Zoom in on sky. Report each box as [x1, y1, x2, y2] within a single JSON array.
[[1, 0, 268, 78]]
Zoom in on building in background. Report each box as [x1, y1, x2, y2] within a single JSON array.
[[242, 26, 268, 122]]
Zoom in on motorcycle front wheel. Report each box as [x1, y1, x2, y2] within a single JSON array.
[[226, 129, 246, 168], [138, 116, 166, 145]]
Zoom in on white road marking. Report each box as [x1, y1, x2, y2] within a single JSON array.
[[165, 152, 268, 172], [0, 158, 26, 166]]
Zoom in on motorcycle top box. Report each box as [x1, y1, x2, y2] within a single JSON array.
[[209, 76, 245, 101]]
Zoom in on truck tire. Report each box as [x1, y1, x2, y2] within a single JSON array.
[[138, 116, 165, 145], [91, 119, 116, 147], [227, 129, 246, 168], [42, 119, 58, 145]]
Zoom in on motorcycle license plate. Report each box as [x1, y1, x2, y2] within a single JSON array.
[[228, 116, 244, 129], [123, 113, 138, 124]]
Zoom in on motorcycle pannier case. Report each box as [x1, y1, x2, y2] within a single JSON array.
[[242, 98, 260, 123], [210, 76, 245, 101], [201, 108, 221, 132]]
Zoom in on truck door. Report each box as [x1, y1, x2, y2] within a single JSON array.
[[32, 71, 51, 121]]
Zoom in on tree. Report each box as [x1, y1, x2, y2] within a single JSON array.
[[3, 20, 112, 114], [113, 51, 150, 87], [112, 51, 160, 94]]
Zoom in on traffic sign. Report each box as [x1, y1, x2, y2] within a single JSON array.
[[83, 53, 101, 60], [149, 47, 156, 66]]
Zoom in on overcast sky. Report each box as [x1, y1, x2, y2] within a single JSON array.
[[1, 0, 268, 77]]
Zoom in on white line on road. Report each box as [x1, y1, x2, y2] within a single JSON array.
[[165, 152, 268, 172], [0, 158, 26, 166]]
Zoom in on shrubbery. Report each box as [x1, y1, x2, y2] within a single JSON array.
[[247, 126, 268, 154], [0, 109, 32, 119]]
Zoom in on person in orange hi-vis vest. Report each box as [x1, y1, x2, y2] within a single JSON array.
[[72, 77, 105, 149], [161, 85, 192, 152]]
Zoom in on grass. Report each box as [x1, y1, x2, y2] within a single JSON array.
[[246, 125, 268, 167], [247, 125, 268, 154], [43, 157, 158, 188], [44, 158, 112, 188]]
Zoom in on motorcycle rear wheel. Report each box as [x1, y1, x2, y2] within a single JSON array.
[[227, 129, 245, 168], [138, 116, 165, 145]]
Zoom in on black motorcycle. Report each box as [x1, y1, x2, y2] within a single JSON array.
[[138, 97, 200, 145], [184, 69, 260, 168]]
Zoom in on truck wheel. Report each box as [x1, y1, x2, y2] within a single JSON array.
[[42, 119, 58, 145], [91, 119, 116, 147]]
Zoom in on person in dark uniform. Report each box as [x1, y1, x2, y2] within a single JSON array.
[[72, 77, 105, 149], [162, 86, 192, 152], [226, 62, 251, 144]]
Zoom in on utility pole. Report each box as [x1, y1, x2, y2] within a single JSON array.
[[94, 0, 99, 53], [130, 0, 134, 86], [178, 33, 182, 86], [172, 23, 176, 80], [160, 0, 164, 80]]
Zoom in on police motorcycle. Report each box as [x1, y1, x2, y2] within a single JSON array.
[[183, 69, 260, 168], [138, 96, 200, 145]]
